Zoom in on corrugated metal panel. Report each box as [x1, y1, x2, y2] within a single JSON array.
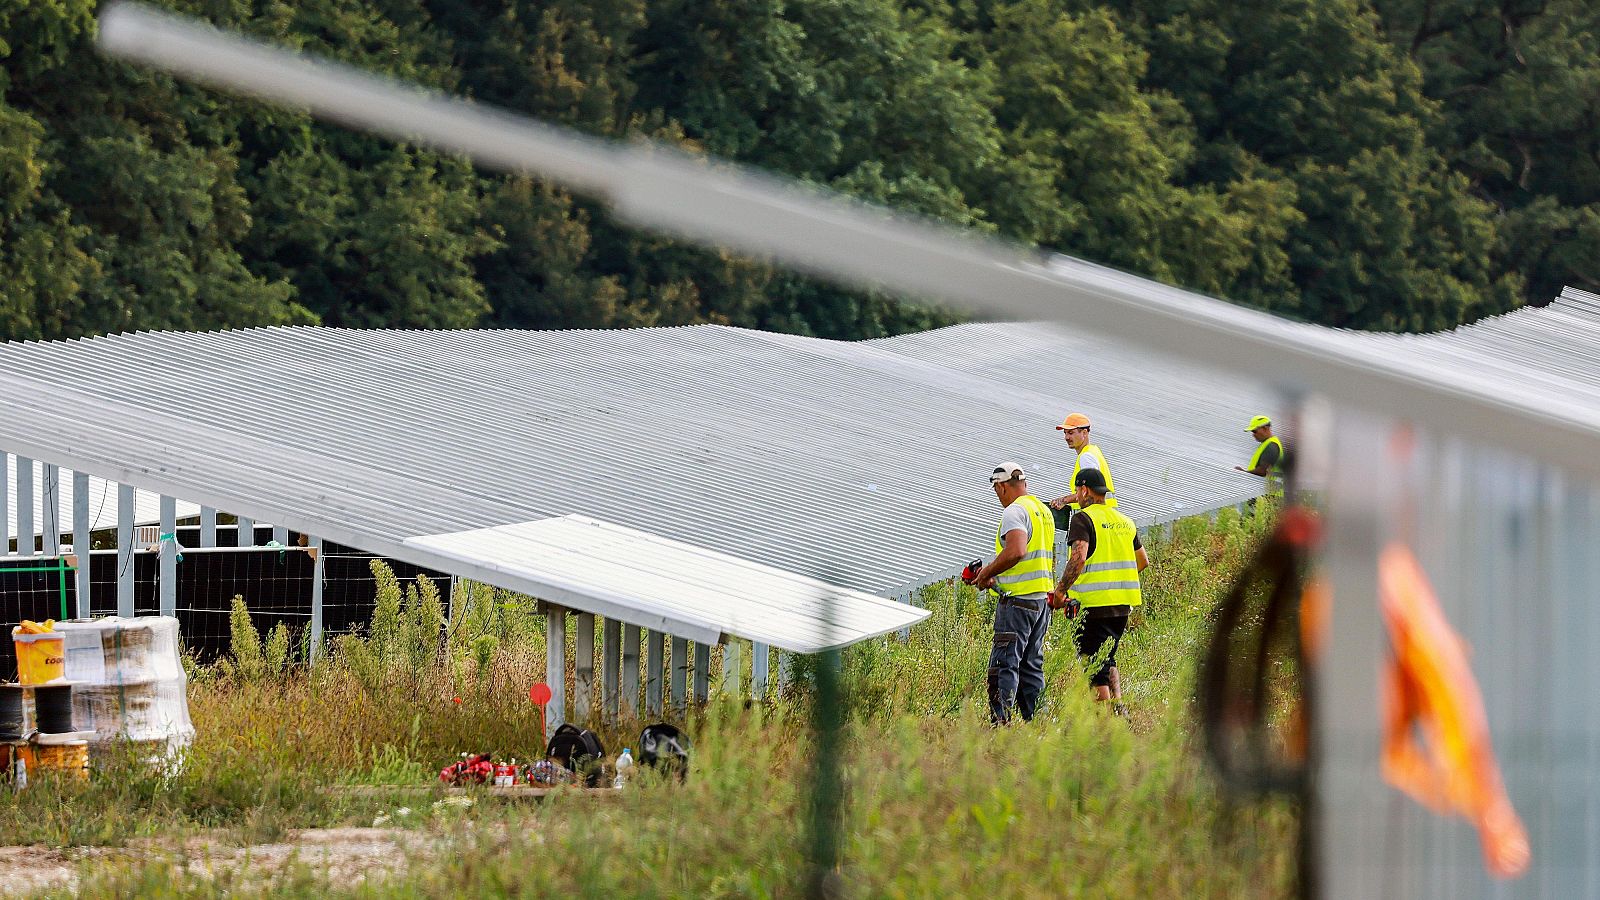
[[0, 321, 1271, 612], [1314, 287, 1600, 898], [408, 516, 927, 653], [92, 6, 1600, 485], [1322, 404, 1600, 900], [4, 457, 200, 543]]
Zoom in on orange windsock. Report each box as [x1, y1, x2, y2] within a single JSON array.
[[1378, 543, 1530, 879]]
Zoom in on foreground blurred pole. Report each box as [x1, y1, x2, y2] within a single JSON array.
[[804, 648, 844, 899], [804, 576, 847, 898]]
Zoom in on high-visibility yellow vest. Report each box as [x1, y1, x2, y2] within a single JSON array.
[[1071, 443, 1117, 508], [994, 494, 1056, 597], [1068, 503, 1142, 608], [1249, 435, 1285, 474]]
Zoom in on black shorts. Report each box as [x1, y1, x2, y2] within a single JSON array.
[[1073, 614, 1128, 687]]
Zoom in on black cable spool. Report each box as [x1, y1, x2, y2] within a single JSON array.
[[32, 684, 75, 735], [0, 685, 24, 741]]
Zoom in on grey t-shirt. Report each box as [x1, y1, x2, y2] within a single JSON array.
[[996, 501, 1049, 600]]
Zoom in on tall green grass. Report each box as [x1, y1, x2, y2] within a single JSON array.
[[12, 504, 1293, 897]]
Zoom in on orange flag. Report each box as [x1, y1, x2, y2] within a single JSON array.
[[1378, 543, 1530, 879]]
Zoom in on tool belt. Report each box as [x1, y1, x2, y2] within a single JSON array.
[[995, 594, 1045, 611]]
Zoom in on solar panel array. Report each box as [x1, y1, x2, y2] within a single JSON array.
[[0, 318, 1274, 611]]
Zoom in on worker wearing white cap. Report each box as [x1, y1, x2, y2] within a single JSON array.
[[964, 462, 1055, 725], [1236, 415, 1286, 480]]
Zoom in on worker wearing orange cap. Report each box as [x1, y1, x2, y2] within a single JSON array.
[[1051, 412, 1116, 515]]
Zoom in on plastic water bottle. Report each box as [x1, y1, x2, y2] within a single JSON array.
[[12, 755, 25, 791], [613, 748, 634, 789]]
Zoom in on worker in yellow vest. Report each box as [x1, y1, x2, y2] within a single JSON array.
[[965, 462, 1055, 725], [1236, 415, 1287, 486], [1051, 412, 1117, 517], [1051, 467, 1147, 713]]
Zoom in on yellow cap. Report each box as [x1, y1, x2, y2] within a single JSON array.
[[1247, 415, 1272, 431], [1056, 413, 1091, 431]]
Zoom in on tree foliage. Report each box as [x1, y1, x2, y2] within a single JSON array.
[[1, 0, 1591, 340]]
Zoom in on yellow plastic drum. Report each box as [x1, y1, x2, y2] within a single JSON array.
[[13, 632, 66, 684], [3, 742, 90, 779]]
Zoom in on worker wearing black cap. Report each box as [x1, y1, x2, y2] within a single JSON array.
[[1051, 466, 1148, 714]]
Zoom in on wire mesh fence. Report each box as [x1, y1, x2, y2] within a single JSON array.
[[0, 539, 454, 678], [0, 557, 74, 677]]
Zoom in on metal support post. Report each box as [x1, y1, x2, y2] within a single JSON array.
[[0, 451, 8, 554], [72, 472, 90, 618], [545, 605, 567, 736], [200, 506, 216, 547], [602, 617, 620, 720], [723, 640, 743, 698], [309, 535, 325, 664], [670, 635, 687, 711], [272, 524, 288, 546], [15, 457, 31, 556], [621, 623, 640, 718], [237, 515, 254, 547], [159, 495, 176, 617], [753, 642, 770, 696], [575, 613, 594, 722], [646, 630, 664, 716], [693, 641, 710, 700], [117, 485, 135, 616], [41, 464, 60, 556]]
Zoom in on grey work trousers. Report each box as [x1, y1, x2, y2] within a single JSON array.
[[988, 597, 1049, 725]]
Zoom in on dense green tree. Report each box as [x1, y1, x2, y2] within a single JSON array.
[[1374, 0, 1600, 302], [948, 0, 1304, 306], [1, 0, 1589, 341], [1105, 0, 1522, 329]]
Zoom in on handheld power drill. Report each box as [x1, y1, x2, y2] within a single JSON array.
[[961, 558, 984, 584], [963, 558, 1080, 616]]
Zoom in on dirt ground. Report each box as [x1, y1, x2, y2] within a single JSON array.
[[0, 827, 435, 895]]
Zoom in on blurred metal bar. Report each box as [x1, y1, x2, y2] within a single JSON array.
[[621, 623, 640, 719], [237, 515, 254, 547], [309, 535, 325, 664], [273, 524, 288, 546], [1, 451, 8, 553], [117, 484, 135, 616], [158, 495, 177, 616], [72, 471, 90, 617], [602, 617, 620, 720], [723, 640, 742, 697], [199, 506, 216, 547], [545, 605, 566, 734], [16, 457, 32, 556], [646, 630, 664, 717], [575, 612, 594, 721], [670, 635, 687, 712], [693, 641, 710, 701], [41, 464, 59, 556], [753, 642, 769, 696]]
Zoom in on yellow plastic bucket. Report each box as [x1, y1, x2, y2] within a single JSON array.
[[2, 742, 89, 779], [13, 632, 66, 684]]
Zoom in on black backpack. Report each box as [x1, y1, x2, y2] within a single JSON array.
[[639, 723, 690, 782], [546, 723, 606, 787]]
